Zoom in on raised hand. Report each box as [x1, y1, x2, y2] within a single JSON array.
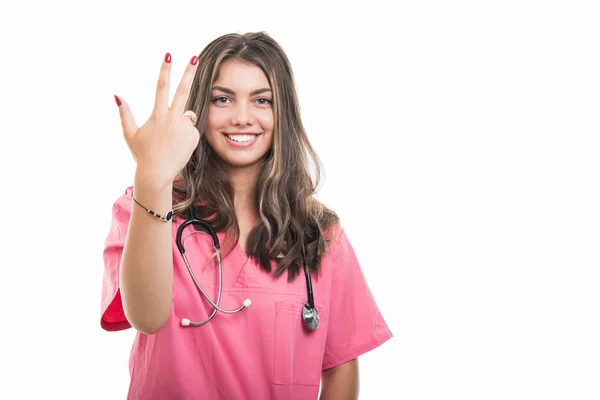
[[115, 53, 200, 187]]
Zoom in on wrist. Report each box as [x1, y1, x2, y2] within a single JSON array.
[[134, 167, 174, 192], [131, 174, 174, 223]]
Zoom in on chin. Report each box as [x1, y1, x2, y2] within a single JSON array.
[[219, 155, 268, 169]]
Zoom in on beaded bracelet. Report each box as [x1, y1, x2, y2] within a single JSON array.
[[131, 192, 174, 222]]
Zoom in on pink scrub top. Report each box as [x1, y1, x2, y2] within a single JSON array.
[[101, 187, 392, 399]]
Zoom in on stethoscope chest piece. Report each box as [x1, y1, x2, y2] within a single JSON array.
[[302, 304, 320, 331]]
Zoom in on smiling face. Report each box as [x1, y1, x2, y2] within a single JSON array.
[[205, 59, 275, 173]]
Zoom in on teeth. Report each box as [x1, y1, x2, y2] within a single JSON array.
[[227, 134, 255, 142]]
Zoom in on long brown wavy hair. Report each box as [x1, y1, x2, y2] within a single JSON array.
[[172, 32, 338, 282]]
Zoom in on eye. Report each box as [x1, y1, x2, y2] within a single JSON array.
[[212, 96, 230, 104], [256, 98, 272, 106]]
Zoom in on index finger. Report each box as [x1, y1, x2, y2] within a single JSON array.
[[170, 55, 199, 114]]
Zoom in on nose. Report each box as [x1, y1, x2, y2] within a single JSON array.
[[231, 101, 252, 126]]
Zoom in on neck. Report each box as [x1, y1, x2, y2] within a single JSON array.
[[225, 164, 261, 213]]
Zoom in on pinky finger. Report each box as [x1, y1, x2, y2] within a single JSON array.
[[115, 95, 138, 138]]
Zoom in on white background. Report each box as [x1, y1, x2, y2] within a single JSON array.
[[1, 0, 599, 399]]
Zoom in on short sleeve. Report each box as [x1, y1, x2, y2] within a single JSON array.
[[321, 227, 393, 370], [100, 186, 134, 331]]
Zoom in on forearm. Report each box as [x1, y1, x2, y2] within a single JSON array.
[[120, 169, 174, 334], [319, 359, 359, 400]]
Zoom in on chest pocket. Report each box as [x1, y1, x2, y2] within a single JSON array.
[[272, 300, 327, 387]]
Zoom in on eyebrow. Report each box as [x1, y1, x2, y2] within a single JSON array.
[[211, 86, 272, 96]]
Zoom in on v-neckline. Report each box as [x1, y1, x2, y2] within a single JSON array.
[[235, 230, 254, 260], [235, 240, 249, 260]]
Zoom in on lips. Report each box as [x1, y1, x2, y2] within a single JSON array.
[[223, 132, 261, 143], [226, 134, 257, 143], [222, 132, 262, 147]]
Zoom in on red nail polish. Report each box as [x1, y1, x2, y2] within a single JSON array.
[[165, 52, 171, 63], [190, 55, 198, 66], [114, 95, 121, 107]]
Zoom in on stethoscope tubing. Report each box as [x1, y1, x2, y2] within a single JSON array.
[[181, 251, 247, 314], [176, 206, 318, 330]]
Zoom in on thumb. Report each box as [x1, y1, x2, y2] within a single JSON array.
[[114, 95, 138, 138]]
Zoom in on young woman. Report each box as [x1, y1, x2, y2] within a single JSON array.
[[102, 31, 392, 399]]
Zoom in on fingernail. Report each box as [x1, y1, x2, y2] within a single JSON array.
[[114, 95, 121, 107], [165, 52, 171, 63], [190, 55, 198, 66]]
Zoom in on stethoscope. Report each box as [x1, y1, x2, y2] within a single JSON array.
[[175, 206, 320, 331]]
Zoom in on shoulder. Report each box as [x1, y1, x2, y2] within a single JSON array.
[[321, 222, 355, 261], [110, 185, 134, 221], [323, 222, 342, 244]]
